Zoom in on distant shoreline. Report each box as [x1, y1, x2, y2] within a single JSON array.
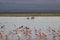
[[0, 12, 60, 16]]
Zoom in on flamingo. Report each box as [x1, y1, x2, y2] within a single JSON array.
[[6, 30, 16, 40], [23, 27, 32, 39], [0, 32, 4, 40], [6, 27, 22, 40], [35, 31, 47, 40], [51, 29, 57, 40], [35, 28, 47, 40], [57, 30, 60, 40]]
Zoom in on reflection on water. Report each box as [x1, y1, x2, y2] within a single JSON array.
[[0, 17, 60, 40]]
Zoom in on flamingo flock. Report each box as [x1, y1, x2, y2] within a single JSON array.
[[0, 24, 60, 40], [0, 17, 60, 40]]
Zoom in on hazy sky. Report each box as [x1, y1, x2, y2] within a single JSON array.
[[0, 0, 60, 12]]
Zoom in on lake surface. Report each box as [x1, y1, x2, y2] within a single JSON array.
[[0, 17, 60, 40]]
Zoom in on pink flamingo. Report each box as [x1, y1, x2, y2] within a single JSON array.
[[35, 29, 47, 40], [47, 26, 52, 33], [36, 32, 47, 40], [6, 30, 16, 40], [0, 32, 4, 40], [52, 29, 57, 40], [23, 27, 32, 40], [57, 30, 60, 40], [6, 28, 21, 40]]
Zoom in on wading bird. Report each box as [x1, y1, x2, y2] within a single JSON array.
[[0, 32, 4, 40], [23, 27, 32, 40]]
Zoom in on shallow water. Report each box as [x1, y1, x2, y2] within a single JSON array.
[[0, 17, 60, 40]]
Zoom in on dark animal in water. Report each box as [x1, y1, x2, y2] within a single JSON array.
[[19, 25, 23, 29], [31, 17, 35, 19], [0, 25, 5, 29], [27, 17, 29, 19]]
